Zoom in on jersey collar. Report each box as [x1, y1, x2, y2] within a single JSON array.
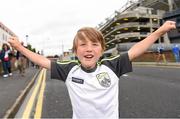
[[81, 64, 97, 73]]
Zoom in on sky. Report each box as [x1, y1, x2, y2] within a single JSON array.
[[0, 0, 128, 56]]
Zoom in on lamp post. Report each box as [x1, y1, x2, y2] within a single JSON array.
[[25, 35, 29, 46], [62, 39, 64, 57]]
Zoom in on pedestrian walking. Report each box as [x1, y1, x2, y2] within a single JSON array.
[[16, 42, 26, 76], [8, 21, 176, 119], [0, 43, 13, 78], [172, 44, 180, 62], [156, 45, 167, 63]]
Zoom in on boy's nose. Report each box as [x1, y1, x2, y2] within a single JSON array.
[[86, 45, 93, 51]]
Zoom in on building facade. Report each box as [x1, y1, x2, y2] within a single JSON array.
[[0, 22, 16, 48], [98, 0, 180, 54], [99, 6, 166, 51]]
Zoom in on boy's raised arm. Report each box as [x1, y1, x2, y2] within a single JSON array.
[[8, 37, 51, 69], [128, 21, 176, 61]]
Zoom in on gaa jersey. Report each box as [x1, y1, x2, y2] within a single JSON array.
[[51, 53, 132, 119]]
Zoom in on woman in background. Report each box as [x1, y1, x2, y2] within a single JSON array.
[[0, 43, 13, 78]]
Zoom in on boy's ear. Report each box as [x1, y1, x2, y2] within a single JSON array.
[[74, 51, 77, 56]]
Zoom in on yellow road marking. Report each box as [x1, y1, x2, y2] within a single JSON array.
[[34, 69, 47, 118], [22, 69, 44, 118]]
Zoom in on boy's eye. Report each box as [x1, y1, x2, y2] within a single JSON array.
[[80, 43, 86, 46], [93, 43, 99, 46]]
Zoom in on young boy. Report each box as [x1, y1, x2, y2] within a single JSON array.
[[8, 21, 176, 119]]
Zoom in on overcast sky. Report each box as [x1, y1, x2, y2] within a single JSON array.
[[0, 0, 128, 56]]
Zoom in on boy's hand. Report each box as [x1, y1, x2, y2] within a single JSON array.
[[157, 21, 176, 35], [8, 37, 22, 50]]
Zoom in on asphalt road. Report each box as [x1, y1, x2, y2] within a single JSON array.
[[119, 66, 180, 118], [0, 67, 38, 118], [41, 66, 180, 118]]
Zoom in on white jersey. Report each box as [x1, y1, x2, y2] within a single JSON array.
[[51, 53, 132, 119]]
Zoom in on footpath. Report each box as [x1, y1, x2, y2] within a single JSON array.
[[0, 67, 39, 118]]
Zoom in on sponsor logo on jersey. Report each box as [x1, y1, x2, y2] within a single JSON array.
[[72, 77, 84, 84], [96, 72, 111, 87]]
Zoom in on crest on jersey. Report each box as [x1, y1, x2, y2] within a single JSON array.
[[96, 72, 111, 87]]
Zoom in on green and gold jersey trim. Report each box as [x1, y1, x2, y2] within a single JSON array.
[[97, 55, 121, 66], [56, 60, 79, 65]]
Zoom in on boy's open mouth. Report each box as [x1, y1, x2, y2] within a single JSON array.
[[84, 54, 94, 59]]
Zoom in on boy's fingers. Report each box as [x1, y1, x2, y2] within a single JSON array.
[[8, 37, 18, 43], [171, 21, 176, 26], [8, 37, 14, 41], [167, 21, 176, 29], [9, 37, 16, 40]]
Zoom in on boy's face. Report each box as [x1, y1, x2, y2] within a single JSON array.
[[75, 38, 103, 69]]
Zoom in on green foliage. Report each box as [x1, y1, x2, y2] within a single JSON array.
[[27, 44, 36, 53]]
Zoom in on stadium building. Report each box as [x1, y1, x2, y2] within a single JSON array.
[[97, 0, 180, 61]]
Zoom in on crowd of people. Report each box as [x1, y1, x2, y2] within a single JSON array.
[[156, 44, 180, 63], [0, 42, 39, 78]]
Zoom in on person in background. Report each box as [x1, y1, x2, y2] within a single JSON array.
[[16, 42, 26, 76], [35, 51, 40, 69], [156, 45, 167, 63], [8, 21, 176, 119], [0, 43, 13, 78], [172, 44, 180, 62]]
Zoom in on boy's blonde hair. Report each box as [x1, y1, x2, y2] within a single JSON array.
[[72, 27, 105, 53]]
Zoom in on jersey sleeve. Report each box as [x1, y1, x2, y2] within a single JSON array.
[[51, 61, 76, 81], [102, 53, 132, 77]]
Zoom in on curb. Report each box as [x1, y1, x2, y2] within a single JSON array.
[[132, 62, 180, 68], [3, 69, 41, 119]]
